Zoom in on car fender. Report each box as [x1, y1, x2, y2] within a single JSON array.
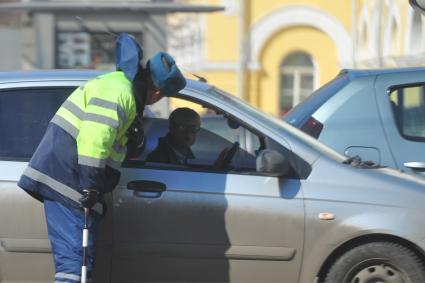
[[298, 203, 425, 283]]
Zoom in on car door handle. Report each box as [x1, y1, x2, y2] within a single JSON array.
[[404, 162, 425, 172], [127, 180, 166, 198]]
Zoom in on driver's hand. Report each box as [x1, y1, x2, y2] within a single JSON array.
[[213, 148, 229, 169]]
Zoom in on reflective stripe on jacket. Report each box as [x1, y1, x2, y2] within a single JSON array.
[[53, 71, 136, 168], [18, 71, 137, 213]]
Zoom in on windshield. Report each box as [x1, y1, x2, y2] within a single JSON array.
[[209, 87, 346, 163], [284, 73, 350, 126]]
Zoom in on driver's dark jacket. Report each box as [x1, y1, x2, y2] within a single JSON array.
[[146, 134, 194, 165]]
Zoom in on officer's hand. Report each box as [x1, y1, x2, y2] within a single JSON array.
[[79, 189, 99, 209], [127, 117, 144, 147]]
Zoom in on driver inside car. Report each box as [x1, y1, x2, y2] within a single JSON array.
[[146, 107, 229, 168]]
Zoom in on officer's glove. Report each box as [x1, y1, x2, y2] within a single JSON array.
[[79, 189, 99, 209], [126, 116, 145, 159]]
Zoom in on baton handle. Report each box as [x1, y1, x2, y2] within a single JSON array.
[[81, 207, 89, 283]]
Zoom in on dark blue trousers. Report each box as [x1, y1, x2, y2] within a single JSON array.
[[44, 199, 97, 283]]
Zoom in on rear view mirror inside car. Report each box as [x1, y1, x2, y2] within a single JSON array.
[[227, 118, 240, 129]]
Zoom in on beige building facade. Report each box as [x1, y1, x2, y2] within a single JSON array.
[[168, 0, 425, 116]]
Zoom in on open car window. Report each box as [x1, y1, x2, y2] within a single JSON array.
[[128, 97, 262, 173], [125, 96, 307, 178]]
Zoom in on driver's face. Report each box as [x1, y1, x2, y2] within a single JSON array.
[[170, 117, 201, 149]]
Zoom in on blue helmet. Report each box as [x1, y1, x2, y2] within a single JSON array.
[[115, 33, 143, 81], [147, 52, 186, 96]]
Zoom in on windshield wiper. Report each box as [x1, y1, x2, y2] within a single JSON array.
[[343, 155, 382, 169]]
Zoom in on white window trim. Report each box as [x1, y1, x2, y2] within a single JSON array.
[[249, 5, 353, 69], [368, 1, 381, 59], [358, 4, 370, 60], [221, 0, 239, 16], [383, 3, 401, 57], [405, 7, 424, 55]]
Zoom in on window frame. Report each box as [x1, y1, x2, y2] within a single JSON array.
[[123, 94, 272, 176]]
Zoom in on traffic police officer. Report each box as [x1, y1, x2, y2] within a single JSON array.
[[17, 33, 186, 282]]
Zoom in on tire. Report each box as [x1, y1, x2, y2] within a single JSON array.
[[324, 242, 425, 283]]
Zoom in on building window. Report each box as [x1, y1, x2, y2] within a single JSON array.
[[280, 52, 315, 115], [167, 14, 203, 71], [56, 31, 143, 69]]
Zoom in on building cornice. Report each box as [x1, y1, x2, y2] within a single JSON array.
[[0, 2, 224, 14]]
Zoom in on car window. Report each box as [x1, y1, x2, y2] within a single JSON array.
[[390, 85, 425, 141], [123, 96, 309, 178], [0, 87, 74, 161], [200, 115, 261, 157], [127, 97, 263, 173]]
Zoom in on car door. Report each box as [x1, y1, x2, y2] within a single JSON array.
[[375, 72, 425, 177], [110, 111, 305, 282], [0, 85, 75, 282], [0, 81, 120, 283]]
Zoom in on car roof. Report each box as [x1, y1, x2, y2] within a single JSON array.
[[0, 69, 213, 92], [0, 70, 106, 84], [285, 66, 425, 126], [341, 66, 425, 80]]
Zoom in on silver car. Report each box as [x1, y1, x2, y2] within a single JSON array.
[[2, 70, 425, 283], [285, 67, 425, 178]]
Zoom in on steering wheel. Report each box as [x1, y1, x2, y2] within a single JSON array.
[[219, 142, 240, 170]]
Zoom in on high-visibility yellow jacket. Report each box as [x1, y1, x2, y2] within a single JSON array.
[[54, 71, 137, 168], [18, 71, 137, 214]]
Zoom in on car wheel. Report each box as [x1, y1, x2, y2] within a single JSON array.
[[324, 242, 425, 283]]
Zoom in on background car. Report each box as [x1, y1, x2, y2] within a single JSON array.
[[2, 71, 425, 283], [284, 67, 425, 178]]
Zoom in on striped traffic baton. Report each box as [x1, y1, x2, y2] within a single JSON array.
[[81, 207, 89, 283]]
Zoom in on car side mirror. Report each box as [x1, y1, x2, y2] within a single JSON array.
[[256, 149, 291, 177], [410, 0, 425, 14]]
